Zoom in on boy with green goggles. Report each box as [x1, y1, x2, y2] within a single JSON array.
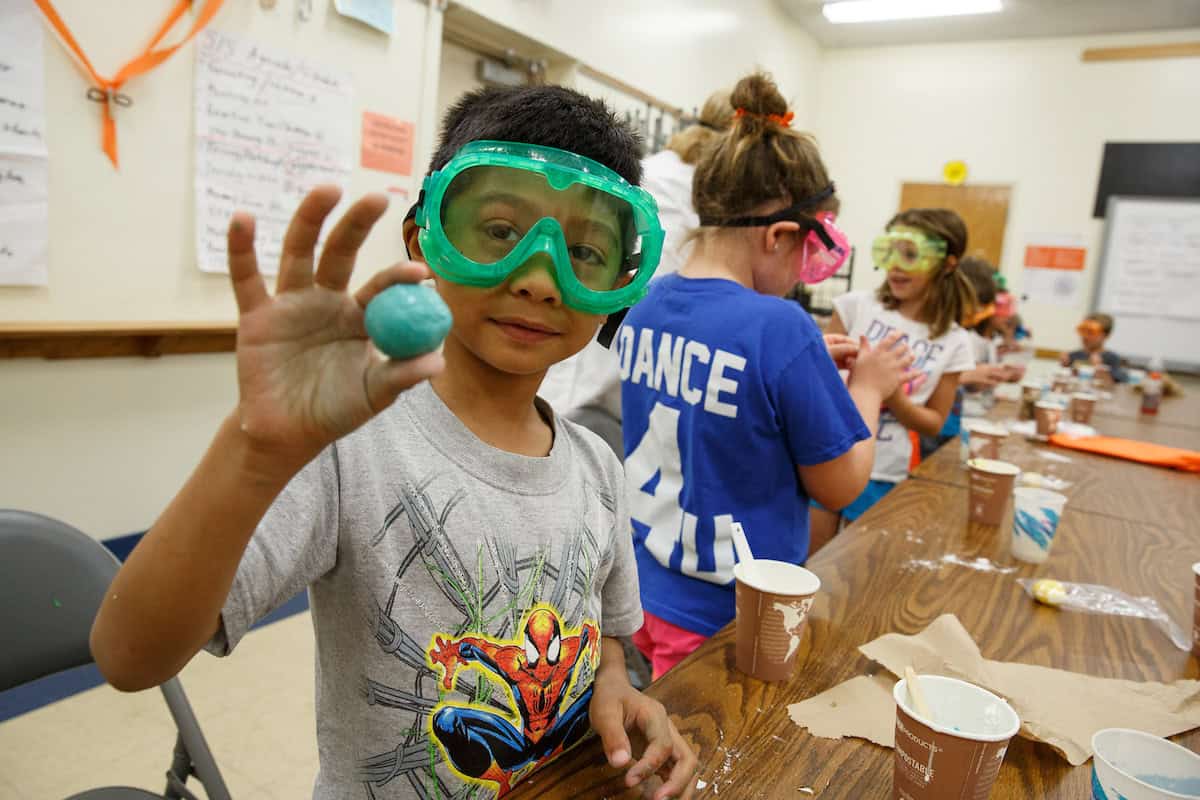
[[91, 84, 697, 800], [415, 139, 665, 315], [871, 229, 948, 273]]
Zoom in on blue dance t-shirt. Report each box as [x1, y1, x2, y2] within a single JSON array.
[[618, 274, 869, 636]]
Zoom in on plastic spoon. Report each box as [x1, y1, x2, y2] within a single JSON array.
[[731, 521, 754, 565], [905, 666, 934, 722]]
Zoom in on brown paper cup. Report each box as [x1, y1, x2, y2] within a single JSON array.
[[1193, 563, 1200, 659], [1034, 401, 1063, 439], [966, 459, 1020, 526], [734, 560, 820, 682], [1018, 382, 1041, 421], [1093, 364, 1114, 389], [892, 676, 1020, 800], [966, 421, 1007, 461], [1070, 392, 1097, 424]]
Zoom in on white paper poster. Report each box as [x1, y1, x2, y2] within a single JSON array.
[[1021, 233, 1086, 309], [0, 4, 49, 286], [194, 29, 354, 274]]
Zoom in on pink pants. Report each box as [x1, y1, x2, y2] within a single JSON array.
[[632, 611, 709, 680]]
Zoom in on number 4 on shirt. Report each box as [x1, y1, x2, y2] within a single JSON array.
[[625, 402, 735, 586]]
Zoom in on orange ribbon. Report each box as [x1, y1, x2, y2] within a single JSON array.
[[734, 107, 795, 127], [34, 0, 226, 168]]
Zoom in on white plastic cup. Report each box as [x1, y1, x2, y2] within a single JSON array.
[[1091, 728, 1200, 799], [1011, 487, 1068, 564]]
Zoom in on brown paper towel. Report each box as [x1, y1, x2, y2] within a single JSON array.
[[788, 614, 1200, 765]]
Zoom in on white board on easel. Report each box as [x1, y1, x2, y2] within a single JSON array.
[[1094, 196, 1200, 372]]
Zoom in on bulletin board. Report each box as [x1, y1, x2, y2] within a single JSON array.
[[1093, 196, 1200, 372], [0, 0, 432, 328], [898, 182, 1011, 269]]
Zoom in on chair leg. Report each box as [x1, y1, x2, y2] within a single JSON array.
[[162, 732, 202, 800], [159, 679, 232, 800]]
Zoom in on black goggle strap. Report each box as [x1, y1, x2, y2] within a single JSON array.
[[698, 184, 836, 244], [597, 308, 628, 349], [402, 188, 427, 260]]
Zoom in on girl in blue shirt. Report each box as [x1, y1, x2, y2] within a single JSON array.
[[619, 72, 914, 678]]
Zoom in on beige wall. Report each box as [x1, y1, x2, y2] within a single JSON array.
[[1, 355, 236, 538], [451, 0, 824, 122], [813, 28, 1200, 351]]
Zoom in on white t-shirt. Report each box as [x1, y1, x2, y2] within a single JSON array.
[[833, 290, 975, 482], [540, 150, 698, 424]]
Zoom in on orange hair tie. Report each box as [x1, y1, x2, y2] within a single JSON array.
[[734, 107, 794, 127]]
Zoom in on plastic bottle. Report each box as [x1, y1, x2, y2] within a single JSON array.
[[1141, 371, 1163, 415]]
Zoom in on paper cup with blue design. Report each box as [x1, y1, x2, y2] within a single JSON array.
[[1011, 487, 1068, 564], [1091, 728, 1200, 799], [892, 675, 1020, 800]]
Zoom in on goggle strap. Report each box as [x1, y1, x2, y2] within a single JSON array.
[[597, 308, 628, 349], [698, 184, 835, 228]]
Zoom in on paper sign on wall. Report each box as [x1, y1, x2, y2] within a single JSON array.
[[1022, 233, 1086, 307], [333, 0, 395, 35], [0, 4, 49, 286], [194, 30, 354, 275], [361, 111, 413, 176]]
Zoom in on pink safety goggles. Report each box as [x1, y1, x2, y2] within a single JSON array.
[[699, 183, 849, 285], [795, 211, 850, 285]]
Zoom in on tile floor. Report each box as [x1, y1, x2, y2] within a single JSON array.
[[0, 612, 318, 799]]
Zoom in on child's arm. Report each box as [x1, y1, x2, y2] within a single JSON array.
[[798, 330, 914, 509], [884, 372, 963, 438], [90, 188, 444, 691], [589, 637, 697, 800]]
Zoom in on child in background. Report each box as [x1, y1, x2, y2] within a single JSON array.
[[1062, 312, 1128, 382], [90, 86, 697, 800], [811, 208, 976, 540], [960, 257, 1025, 387], [919, 255, 1008, 457], [619, 72, 915, 679]]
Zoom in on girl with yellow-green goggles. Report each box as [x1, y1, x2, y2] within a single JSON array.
[[871, 229, 949, 273], [413, 140, 665, 316]]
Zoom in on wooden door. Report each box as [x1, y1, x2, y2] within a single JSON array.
[[898, 183, 1012, 267]]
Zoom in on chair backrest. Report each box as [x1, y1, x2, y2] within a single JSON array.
[[0, 509, 120, 691]]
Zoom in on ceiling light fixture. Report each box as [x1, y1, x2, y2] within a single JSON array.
[[822, 0, 1003, 24]]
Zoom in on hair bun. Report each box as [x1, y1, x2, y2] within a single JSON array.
[[730, 71, 787, 118]]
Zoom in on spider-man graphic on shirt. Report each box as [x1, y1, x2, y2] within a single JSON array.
[[426, 605, 599, 796]]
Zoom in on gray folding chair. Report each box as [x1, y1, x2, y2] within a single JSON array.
[[0, 509, 232, 800]]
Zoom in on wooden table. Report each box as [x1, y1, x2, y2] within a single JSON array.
[[913, 426, 1200, 531], [1091, 383, 1200, 430], [512, 479, 1200, 799]]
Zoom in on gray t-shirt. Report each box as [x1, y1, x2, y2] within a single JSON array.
[[206, 381, 643, 799]]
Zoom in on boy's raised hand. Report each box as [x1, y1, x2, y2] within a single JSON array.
[[849, 331, 917, 400], [590, 673, 697, 800], [227, 186, 444, 468]]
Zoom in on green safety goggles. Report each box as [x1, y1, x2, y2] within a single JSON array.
[[871, 230, 948, 273], [413, 140, 665, 315]]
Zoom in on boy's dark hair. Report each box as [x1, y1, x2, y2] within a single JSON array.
[[1086, 312, 1114, 336], [428, 85, 643, 185]]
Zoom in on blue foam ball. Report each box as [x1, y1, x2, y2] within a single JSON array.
[[364, 283, 452, 360]]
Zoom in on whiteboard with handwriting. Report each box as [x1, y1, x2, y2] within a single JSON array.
[[0, 0, 427, 322], [1094, 196, 1200, 370]]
